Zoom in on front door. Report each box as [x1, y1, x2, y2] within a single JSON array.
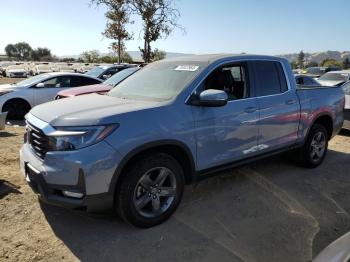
[[33, 76, 71, 106], [192, 63, 259, 171]]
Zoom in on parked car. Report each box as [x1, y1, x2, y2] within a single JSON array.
[[85, 64, 136, 80], [0, 62, 15, 76], [306, 66, 340, 78], [342, 81, 350, 130], [5, 65, 27, 78], [58, 64, 75, 73], [0, 72, 102, 119], [30, 64, 53, 75], [20, 54, 344, 228], [317, 70, 350, 86], [295, 74, 320, 86], [55, 67, 141, 99]]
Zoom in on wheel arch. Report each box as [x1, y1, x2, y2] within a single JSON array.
[[109, 140, 196, 196], [2, 97, 32, 112], [309, 113, 334, 140]]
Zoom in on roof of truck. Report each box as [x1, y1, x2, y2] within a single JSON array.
[[162, 54, 285, 64]]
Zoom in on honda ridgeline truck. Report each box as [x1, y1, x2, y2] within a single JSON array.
[[20, 55, 345, 228]]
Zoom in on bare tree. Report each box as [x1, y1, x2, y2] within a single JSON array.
[[129, 0, 183, 63], [91, 0, 133, 64]]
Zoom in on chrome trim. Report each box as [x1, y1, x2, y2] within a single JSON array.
[[185, 57, 293, 104], [49, 130, 87, 136], [26, 113, 56, 136], [27, 163, 40, 174]]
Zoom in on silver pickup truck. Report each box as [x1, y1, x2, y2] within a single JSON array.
[[20, 54, 344, 227]]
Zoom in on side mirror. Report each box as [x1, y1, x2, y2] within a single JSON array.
[[102, 74, 109, 80], [197, 89, 228, 107], [35, 83, 44, 88]]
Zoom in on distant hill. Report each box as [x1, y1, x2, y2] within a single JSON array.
[[278, 51, 350, 64], [52, 50, 350, 64], [58, 51, 193, 62]]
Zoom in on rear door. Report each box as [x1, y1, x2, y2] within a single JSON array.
[[192, 62, 259, 170], [251, 60, 300, 152], [33, 76, 72, 105]]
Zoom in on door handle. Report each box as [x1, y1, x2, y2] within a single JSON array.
[[244, 107, 257, 113], [286, 99, 296, 105]]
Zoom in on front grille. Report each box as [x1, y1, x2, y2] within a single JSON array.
[[27, 123, 50, 159]]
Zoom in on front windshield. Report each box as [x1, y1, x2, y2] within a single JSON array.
[[319, 72, 348, 82], [104, 67, 139, 87], [108, 61, 204, 101], [14, 74, 49, 86], [306, 67, 325, 75], [85, 66, 106, 77]]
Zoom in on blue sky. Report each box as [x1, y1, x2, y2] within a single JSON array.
[[0, 0, 349, 56]]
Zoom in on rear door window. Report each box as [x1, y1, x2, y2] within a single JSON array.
[[70, 76, 100, 87], [252, 61, 288, 96]]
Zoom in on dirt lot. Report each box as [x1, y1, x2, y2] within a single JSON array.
[[1, 77, 350, 261], [0, 123, 350, 262], [0, 77, 26, 85]]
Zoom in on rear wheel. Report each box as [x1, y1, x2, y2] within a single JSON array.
[[297, 124, 328, 168], [116, 153, 185, 228], [2, 99, 31, 120]]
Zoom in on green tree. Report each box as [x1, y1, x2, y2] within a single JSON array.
[[5, 42, 32, 60], [91, 0, 133, 64], [81, 50, 100, 63], [121, 51, 133, 63], [290, 60, 298, 69], [31, 47, 52, 61], [297, 50, 305, 69], [321, 58, 342, 68], [306, 61, 318, 67], [342, 57, 350, 69], [129, 0, 183, 63], [152, 48, 166, 61]]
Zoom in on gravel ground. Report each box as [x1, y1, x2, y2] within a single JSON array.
[[1, 123, 350, 262]]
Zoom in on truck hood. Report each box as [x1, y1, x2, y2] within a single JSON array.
[[29, 93, 162, 126], [57, 84, 111, 97]]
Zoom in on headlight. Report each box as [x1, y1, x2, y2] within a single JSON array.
[[48, 124, 118, 151]]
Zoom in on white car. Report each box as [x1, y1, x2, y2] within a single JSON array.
[[31, 64, 54, 75], [317, 70, 350, 86], [5, 65, 28, 78], [0, 72, 102, 119]]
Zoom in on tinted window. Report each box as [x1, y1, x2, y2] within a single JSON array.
[[304, 77, 314, 86], [42, 76, 71, 88], [295, 76, 303, 85], [70, 76, 100, 87], [253, 61, 287, 96], [204, 63, 249, 100]]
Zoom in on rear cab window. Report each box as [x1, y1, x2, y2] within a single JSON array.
[[251, 61, 288, 97]]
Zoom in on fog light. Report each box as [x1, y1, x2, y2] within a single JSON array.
[[62, 191, 84, 199]]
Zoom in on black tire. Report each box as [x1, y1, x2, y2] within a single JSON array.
[[297, 124, 328, 168], [116, 153, 185, 228], [2, 99, 31, 120]]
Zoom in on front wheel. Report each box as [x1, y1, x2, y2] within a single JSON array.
[[297, 124, 328, 168], [116, 153, 185, 228]]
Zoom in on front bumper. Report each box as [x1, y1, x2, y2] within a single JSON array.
[[20, 140, 123, 212]]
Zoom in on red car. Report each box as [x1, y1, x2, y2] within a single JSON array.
[[55, 67, 140, 99]]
